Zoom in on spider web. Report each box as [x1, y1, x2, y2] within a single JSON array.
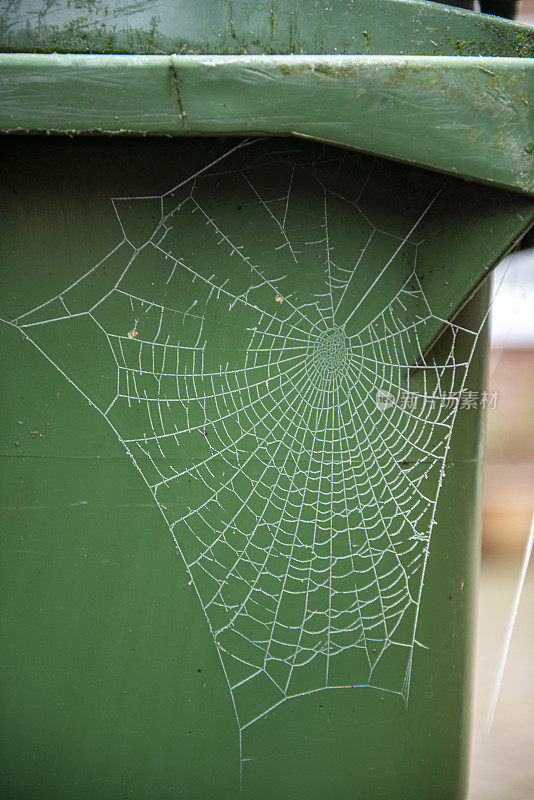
[[6, 139, 481, 771]]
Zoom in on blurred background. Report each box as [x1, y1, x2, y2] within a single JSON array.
[[468, 249, 534, 800], [467, 16, 534, 779], [518, 0, 534, 21]]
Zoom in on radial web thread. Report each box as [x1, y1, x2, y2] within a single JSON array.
[[5, 140, 481, 768]]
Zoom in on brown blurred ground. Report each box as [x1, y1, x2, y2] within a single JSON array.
[[468, 236, 534, 799], [469, 560, 534, 800], [518, 0, 534, 22], [482, 349, 534, 553]]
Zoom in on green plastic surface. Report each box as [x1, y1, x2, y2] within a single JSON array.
[[0, 135, 531, 799], [1, 0, 532, 57], [1, 53, 533, 195], [1, 0, 533, 797]]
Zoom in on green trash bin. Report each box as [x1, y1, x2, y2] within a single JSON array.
[[0, 2, 532, 798]]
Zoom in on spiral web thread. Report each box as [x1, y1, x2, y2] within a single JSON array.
[[6, 140, 481, 771]]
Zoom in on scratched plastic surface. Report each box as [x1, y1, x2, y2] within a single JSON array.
[[2, 134, 532, 799], [1, 0, 532, 57]]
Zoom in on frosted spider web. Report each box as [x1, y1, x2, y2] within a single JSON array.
[[4, 138, 482, 773]]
